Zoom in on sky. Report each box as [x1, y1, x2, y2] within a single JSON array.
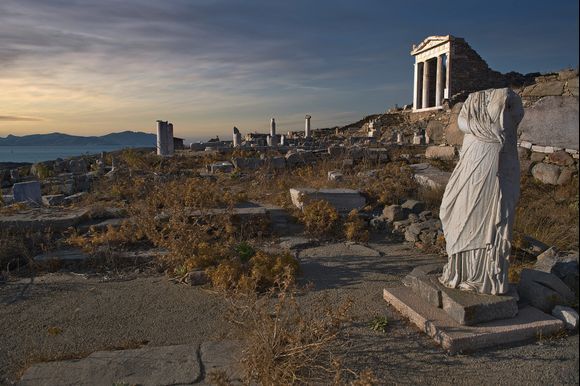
[[0, 0, 578, 142]]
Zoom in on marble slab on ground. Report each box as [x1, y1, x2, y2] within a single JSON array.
[[0, 208, 91, 231], [289, 188, 366, 212], [383, 286, 563, 354], [18, 344, 201, 386], [404, 269, 518, 326], [409, 163, 451, 190]]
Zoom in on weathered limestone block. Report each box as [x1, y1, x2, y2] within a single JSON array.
[[12, 181, 42, 204], [444, 102, 464, 146], [403, 265, 519, 326], [535, 248, 579, 296], [409, 163, 451, 190], [547, 150, 574, 166], [530, 152, 546, 163], [327, 171, 344, 182], [552, 306, 579, 330], [426, 120, 445, 144], [518, 96, 579, 150], [289, 188, 365, 213], [425, 146, 456, 160], [232, 157, 263, 170], [557, 167, 574, 185], [521, 81, 565, 97], [382, 204, 406, 222], [567, 77, 579, 96], [42, 194, 65, 206], [209, 162, 234, 174], [68, 159, 88, 174], [531, 163, 561, 185], [401, 199, 426, 214], [518, 269, 576, 313]]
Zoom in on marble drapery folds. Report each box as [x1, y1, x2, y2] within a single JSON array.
[[439, 88, 524, 295]]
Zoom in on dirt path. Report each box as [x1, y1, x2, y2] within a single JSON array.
[[1, 241, 578, 385]]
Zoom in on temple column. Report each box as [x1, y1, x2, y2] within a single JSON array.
[[412, 62, 419, 110], [435, 55, 443, 107], [446, 52, 451, 100], [422, 60, 430, 109]]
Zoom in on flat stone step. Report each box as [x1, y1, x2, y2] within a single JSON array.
[[18, 344, 201, 386], [383, 286, 563, 354], [403, 265, 518, 325]]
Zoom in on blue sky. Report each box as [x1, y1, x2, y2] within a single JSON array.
[[0, 0, 578, 142]]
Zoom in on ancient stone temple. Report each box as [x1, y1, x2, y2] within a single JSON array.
[[411, 35, 513, 111]]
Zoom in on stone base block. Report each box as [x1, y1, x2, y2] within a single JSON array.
[[404, 270, 519, 325], [289, 188, 366, 213], [383, 287, 563, 353]]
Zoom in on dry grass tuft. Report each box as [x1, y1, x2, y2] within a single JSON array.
[[230, 281, 353, 385], [344, 210, 369, 242], [300, 200, 340, 237]]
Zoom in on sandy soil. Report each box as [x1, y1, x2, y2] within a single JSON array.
[[1, 241, 578, 385]]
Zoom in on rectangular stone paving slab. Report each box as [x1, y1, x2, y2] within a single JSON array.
[[289, 188, 366, 212], [18, 344, 201, 386], [383, 286, 564, 354]]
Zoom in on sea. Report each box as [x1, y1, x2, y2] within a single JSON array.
[[0, 145, 146, 163]]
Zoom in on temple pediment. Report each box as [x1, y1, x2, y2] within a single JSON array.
[[411, 35, 455, 56]]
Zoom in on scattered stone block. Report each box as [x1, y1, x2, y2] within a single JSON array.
[[18, 344, 201, 386], [531, 145, 555, 154], [63, 192, 87, 204], [425, 146, 455, 160], [401, 199, 426, 214], [12, 181, 42, 204], [383, 205, 406, 222], [403, 265, 519, 325], [557, 167, 574, 185], [548, 150, 575, 166], [519, 141, 533, 149], [518, 269, 576, 313], [409, 163, 451, 190], [531, 163, 561, 185], [327, 170, 344, 182], [534, 248, 579, 296], [209, 162, 234, 174], [68, 158, 88, 174], [552, 306, 579, 330], [530, 152, 546, 163], [33, 248, 90, 263], [232, 157, 263, 170], [289, 188, 365, 213], [383, 286, 563, 353], [519, 96, 579, 151], [42, 194, 65, 206]]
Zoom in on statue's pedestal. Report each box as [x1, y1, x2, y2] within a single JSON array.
[[384, 264, 564, 353], [402, 264, 518, 325]]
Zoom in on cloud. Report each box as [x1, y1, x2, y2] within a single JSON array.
[[0, 115, 44, 121]]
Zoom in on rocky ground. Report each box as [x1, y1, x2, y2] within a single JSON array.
[[1, 240, 578, 385]]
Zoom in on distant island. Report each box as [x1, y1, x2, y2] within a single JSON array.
[[0, 131, 156, 147]]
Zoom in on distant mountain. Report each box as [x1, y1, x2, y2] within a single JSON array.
[[0, 131, 156, 147]]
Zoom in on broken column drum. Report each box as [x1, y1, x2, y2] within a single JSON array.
[[305, 115, 311, 138], [269, 118, 277, 146], [156, 120, 174, 156], [439, 88, 524, 295], [232, 127, 242, 147]]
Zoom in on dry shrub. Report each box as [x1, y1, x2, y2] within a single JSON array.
[[207, 250, 300, 293], [417, 185, 445, 211], [65, 222, 147, 255], [362, 162, 417, 205], [0, 228, 55, 274], [300, 200, 340, 237], [344, 210, 369, 242], [231, 283, 353, 385], [514, 175, 579, 250]]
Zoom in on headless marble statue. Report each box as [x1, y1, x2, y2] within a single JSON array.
[[439, 88, 524, 295]]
